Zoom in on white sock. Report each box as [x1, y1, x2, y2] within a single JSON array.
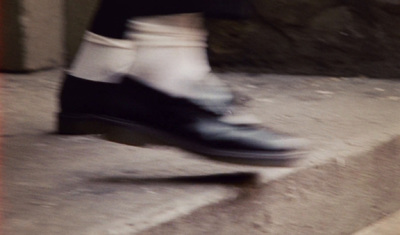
[[69, 32, 135, 83], [127, 14, 224, 98]]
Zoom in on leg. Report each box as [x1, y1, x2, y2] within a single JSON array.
[[70, 0, 234, 100], [69, 0, 251, 83], [69, 0, 214, 83], [89, 0, 253, 39]]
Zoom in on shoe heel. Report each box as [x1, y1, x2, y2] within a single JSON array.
[[57, 113, 106, 135]]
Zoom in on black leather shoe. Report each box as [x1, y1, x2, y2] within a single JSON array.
[[58, 74, 306, 166]]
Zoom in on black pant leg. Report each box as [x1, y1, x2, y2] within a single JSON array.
[[89, 0, 251, 39]]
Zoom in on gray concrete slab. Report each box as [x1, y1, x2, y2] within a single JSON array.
[[2, 70, 400, 234]]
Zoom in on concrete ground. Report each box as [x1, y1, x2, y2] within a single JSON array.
[[353, 209, 400, 235], [1, 70, 400, 234]]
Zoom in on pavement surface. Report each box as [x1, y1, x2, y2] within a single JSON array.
[[1, 70, 400, 234], [353, 209, 400, 235]]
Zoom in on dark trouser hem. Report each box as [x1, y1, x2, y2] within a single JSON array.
[[89, 0, 252, 39]]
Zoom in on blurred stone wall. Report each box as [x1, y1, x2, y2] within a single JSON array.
[[208, 0, 400, 77], [1, 0, 64, 71], [65, 0, 400, 77], [1, 0, 24, 71]]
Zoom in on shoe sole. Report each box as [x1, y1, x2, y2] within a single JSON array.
[[58, 113, 304, 167]]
